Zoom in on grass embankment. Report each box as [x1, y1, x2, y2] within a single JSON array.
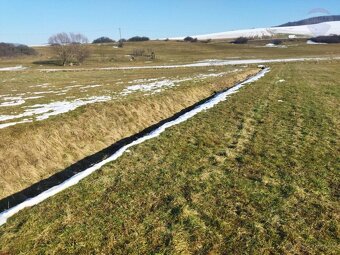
[[0, 65, 240, 116], [0, 68, 258, 199], [0, 62, 339, 254]]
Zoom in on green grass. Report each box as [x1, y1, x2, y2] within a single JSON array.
[[0, 62, 339, 254]]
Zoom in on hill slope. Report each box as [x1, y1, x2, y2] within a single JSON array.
[[278, 15, 340, 27], [171, 21, 340, 40]]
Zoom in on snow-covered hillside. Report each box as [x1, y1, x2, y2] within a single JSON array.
[[171, 21, 340, 40]]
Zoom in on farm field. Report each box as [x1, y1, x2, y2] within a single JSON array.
[[0, 60, 339, 254], [0, 40, 340, 254], [2, 40, 339, 202]]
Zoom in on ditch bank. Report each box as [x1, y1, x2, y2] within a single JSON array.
[[0, 67, 270, 225]]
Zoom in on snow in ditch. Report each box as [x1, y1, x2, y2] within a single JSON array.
[[0, 65, 27, 71], [0, 68, 270, 226]]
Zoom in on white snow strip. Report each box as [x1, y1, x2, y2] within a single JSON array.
[[79, 84, 103, 89], [32, 91, 59, 95], [0, 119, 31, 129], [0, 68, 270, 226], [25, 96, 44, 100], [265, 43, 287, 48], [0, 97, 25, 107], [0, 65, 27, 71], [306, 40, 328, 45], [29, 83, 50, 88]]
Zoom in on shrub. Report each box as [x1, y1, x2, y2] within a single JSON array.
[[128, 36, 150, 42], [48, 32, 90, 66], [0, 43, 37, 57], [184, 36, 198, 43], [131, 48, 145, 57], [117, 39, 126, 48], [271, 39, 283, 45], [310, 35, 340, 44], [130, 48, 155, 60], [92, 37, 115, 44], [201, 39, 212, 43], [231, 37, 249, 44]]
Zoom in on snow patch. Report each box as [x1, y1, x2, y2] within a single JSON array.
[[306, 40, 327, 45], [0, 65, 27, 71], [0, 96, 111, 128], [0, 97, 25, 107]]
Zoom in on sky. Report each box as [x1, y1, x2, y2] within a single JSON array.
[[0, 0, 339, 45]]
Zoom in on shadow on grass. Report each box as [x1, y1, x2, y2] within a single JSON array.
[[32, 60, 61, 66]]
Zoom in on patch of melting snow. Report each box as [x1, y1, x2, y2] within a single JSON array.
[[0, 119, 31, 129], [265, 43, 287, 48], [0, 97, 25, 107], [0, 65, 27, 71], [32, 91, 59, 95], [306, 40, 327, 45], [29, 83, 50, 88], [0, 96, 111, 128], [121, 79, 185, 95], [79, 84, 103, 90], [25, 96, 44, 100], [121, 71, 236, 96], [0, 68, 270, 226]]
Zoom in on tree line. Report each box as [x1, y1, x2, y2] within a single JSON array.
[[0, 43, 37, 57]]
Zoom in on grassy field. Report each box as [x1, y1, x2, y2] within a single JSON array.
[[7, 39, 339, 200], [0, 62, 257, 199], [1, 39, 340, 68], [0, 61, 339, 254]]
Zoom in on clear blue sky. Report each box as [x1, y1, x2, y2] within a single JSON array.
[[1, 0, 339, 45]]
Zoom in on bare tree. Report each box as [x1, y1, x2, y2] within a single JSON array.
[[48, 33, 90, 66]]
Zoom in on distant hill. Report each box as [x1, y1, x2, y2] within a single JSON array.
[[278, 15, 340, 27]]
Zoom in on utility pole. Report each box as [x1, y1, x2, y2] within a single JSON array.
[[118, 27, 124, 48]]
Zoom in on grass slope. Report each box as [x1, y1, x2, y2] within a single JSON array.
[[0, 62, 339, 254]]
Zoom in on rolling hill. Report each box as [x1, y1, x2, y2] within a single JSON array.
[[278, 15, 340, 27], [171, 16, 340, 40]]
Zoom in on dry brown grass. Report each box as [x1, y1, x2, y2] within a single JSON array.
[[0, 68, 259, 199]]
